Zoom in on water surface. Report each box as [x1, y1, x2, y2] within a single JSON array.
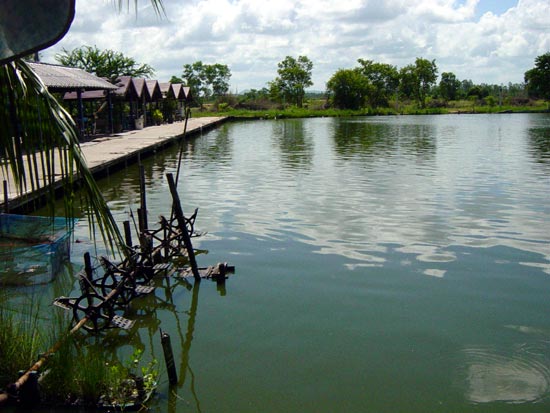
[[26, 114, 550, 411]]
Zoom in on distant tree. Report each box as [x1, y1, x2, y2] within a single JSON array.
[[459, 79, 474, 99], [525, 52, 550, 103], [415, 58, 438, 108], [181, 61, 231, 106], [169, 75, 183, 84], [55, 45, 155, 82], [242, 88, 270, 101], [357, 59, 399, 107], [398, 58, 438, 108], [271, 55, 313, 107], [399, 64, 418, 101], [326, 68, 371, 109], [205, 63, 231, 96], [466, 85, 488, 99], [239, 88, 273, 110], [439, 72, 460, 101]]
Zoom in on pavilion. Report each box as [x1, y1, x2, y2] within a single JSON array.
[[29, 62, 193, 138]]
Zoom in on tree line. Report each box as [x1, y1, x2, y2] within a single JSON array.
[[54, 46, 550, 111]]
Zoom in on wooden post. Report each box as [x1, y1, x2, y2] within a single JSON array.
[[160, 330, 178, 385], [107, 91, 114, 135], [18, 370, 40, 407], [84, 252, 93, 281], [166, 173, 200, 281], [77, 89, 85, 139], [139, 164, 148, 231], [135, 376, 146, 401], [83, 252, 93, 306], [137, 208, 145, 234], [123, 220, 133, 247], [3, 180, 8, 213]]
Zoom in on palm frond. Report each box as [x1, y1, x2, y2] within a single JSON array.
[[115, 0, 166, 17], [0, 60, 124, 253]]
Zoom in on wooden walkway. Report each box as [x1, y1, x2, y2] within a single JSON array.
[[1, 117, 227, 212]]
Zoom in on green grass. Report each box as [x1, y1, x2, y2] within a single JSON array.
[[191, 100, 549, 119], [0, 295, 157, 409], [0, 297, 55, 386]]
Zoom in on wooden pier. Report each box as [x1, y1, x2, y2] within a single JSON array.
[[1, 116, 227, 212]]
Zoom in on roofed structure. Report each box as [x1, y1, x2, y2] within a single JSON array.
[[170, 84, 193, 101], [28, 62, 117, 92], [132, 78, 150, 101], [114, 76, 140, 100], [145, 79, 163, 101]]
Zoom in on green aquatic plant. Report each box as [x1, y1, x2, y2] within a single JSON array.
[[40, 341, 159, 408], [0, 298, 53, 386]]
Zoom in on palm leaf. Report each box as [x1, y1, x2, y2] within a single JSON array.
[[0, 59, 124, 253], [115, 0, 166, 16]]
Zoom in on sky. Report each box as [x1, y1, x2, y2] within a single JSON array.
[[41, 0, 550, 92]]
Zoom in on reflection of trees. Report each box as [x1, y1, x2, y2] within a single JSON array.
[[331, 118, 436, 160], [398, 124, 437, 161], [271, 119, 313, 169], [195, 126, 233, 164], [331, 119, 398, 157], [527, 127, 550, 167]]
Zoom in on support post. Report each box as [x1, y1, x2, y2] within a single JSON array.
[[166, 173, 200, 280], [83, 252, 93, 306], [123, 220, 133, 247], [107, 91, 114, 134], [19, 370, 40, 407], [160, 330, 178, 385], [135, 376, 146, 401], [77, 89, 85, 139], [139, 164, 148, 231], [3, 180, 8, 213]]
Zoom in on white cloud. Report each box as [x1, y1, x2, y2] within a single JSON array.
[[40, 0, 550, 91]]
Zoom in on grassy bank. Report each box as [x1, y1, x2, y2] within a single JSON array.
[[0, 295, 157, 409], [191, 100, 549, 120]]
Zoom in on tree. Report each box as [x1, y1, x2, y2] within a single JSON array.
[[181, 61, 231, 106], [415, 58, 438, 108], [205, 63, 231, 97], [357, 59, 399, 107], [272, 56, 313, 108], [525, 52, 550, 103], [398, 58, 438, 108], [326, 68, 371, 110], [169, 75, 183, 84], [55, 45, 155, 83], [439, 72, 460, 101], [399, 64, 418, 101]]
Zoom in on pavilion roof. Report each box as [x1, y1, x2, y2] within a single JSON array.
[[145, 79, 163, 101], [113, 76, 139, 100], [28, 62, 117, 91], [159, 82, 172, 98]]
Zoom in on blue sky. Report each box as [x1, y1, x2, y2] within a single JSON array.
[[42, 0, 550, 91], [475, 0, 518, 17]]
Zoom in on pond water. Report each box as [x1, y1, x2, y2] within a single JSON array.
[[15, 114, 550, 411]]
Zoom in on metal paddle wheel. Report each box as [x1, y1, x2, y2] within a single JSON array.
[[53, 171, 235, 334]]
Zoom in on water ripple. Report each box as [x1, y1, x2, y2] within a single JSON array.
[[463, 344, 550, 404]]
